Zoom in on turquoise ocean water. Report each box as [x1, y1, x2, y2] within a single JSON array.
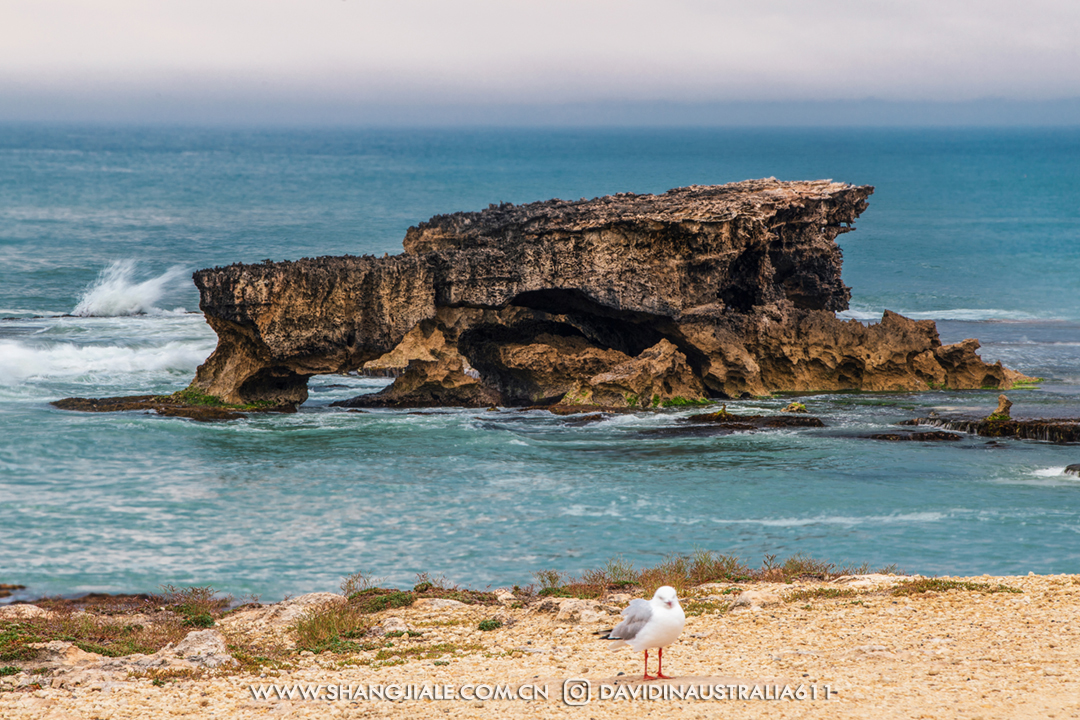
[[1, 126, 1079, 601]]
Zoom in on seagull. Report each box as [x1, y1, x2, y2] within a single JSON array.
[[600, 585, 686, 680]]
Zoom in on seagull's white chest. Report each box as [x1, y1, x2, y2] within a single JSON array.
[[628, 603, 685, 652]]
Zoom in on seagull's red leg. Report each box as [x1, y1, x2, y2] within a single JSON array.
[[643, 649, 656, 680], [656, 647, 673, 679]]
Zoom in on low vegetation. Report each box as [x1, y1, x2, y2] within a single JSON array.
[[891, 578, 1022, 596], [659, 396, 713, 408], [1, 585, 235, 662], [293, 572, 499, 656], [293, 602, 374, 654], [529, 551, 900, 599], [682, 597, 734, 616], [410, 573, 500, 606], [347, 588, 416, 614], [160, 585, 229, 628], [158, 387, 277, 411], [785, 587, 859, 603]]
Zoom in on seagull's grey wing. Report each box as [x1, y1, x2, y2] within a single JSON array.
[[609, 599, 653, 641]]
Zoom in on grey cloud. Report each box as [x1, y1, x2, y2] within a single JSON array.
[[1, 0, 1078, 123]]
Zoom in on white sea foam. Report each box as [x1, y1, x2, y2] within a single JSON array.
[[0, 339, 210, 385], [562, 503, 625, 518], [993, 467, 1080, 488], [709, 512, 948, 527], [0, 309, 48, 318], [72, 260, 188, 317], [836, 309, 887, 322], [838, 307, 1047, 322]]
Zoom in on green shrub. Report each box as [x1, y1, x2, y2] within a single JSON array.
[[347, 589, 416, 614]]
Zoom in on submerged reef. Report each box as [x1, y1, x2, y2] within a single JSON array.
[[185, 178, 1031, 409]]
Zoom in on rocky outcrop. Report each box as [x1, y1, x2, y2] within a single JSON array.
[[50, 394, 294, 421], [864, 431, 963, 442], [10, 630, 237, 691], [993, 394, 1013, 418], [904, 417, 1080, 443], [0, 583, 25, 600], [191, 254, 436, 405], [187, 179, 1031, 408]]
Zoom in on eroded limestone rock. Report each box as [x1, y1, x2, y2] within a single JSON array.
[[174, 179, 1032, 408]]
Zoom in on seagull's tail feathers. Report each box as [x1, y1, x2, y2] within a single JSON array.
[[594, 628, 628, 649]]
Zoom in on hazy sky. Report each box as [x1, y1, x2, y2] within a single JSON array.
[[3, 0, 1079, 124]]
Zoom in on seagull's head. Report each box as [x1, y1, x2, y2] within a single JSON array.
[[652, 585, 680, 609]]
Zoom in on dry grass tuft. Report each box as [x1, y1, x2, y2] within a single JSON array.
[[340, 572, 378, 598], [294, 602, 374, 654], [160, 585, 230, 628]]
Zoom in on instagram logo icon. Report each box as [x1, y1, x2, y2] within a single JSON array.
[[562, 679, 592, 706]]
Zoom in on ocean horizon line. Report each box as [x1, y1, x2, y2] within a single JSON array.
[[4, 98, 1080, 129]]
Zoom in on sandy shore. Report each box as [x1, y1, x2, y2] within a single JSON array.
[[3, 573, 1079, 719]]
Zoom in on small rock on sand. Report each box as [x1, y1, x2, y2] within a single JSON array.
[[731, 590, 781, 611], [170, 629, 237, 668], [554, 599, 608, 625], [0, 604, 52, 620], [378, 617, 409, 634], [414, 598, 466, 610]]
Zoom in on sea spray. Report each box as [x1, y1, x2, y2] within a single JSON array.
[[0, 338, 211, 385], [73, 260, 188, 317]]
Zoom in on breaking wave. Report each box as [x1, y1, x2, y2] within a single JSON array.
[[1032, 467, 1066, 477], [72, 260, 188, 317], [0, 339, 211, 385]]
